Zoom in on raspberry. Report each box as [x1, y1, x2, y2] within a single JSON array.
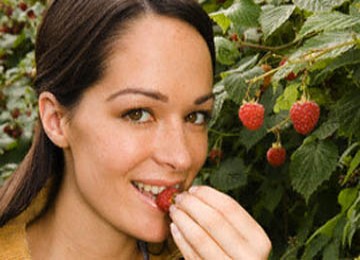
[[267, 143, 286, 167], [209, 148, 223, 164], [290, 100, 320, 135], [18, 2, 28, 11], [229, 33, 239, 42], [261, 64, 272, 89], [156, 187, 179, 213], [238, 102, 265, 130]]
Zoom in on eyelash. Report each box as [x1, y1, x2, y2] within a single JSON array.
[[121, 108, 212, 126]]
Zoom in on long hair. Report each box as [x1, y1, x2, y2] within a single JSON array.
[[0, 0, 214, 227]]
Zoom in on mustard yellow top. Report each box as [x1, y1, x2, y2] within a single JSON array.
[[0, 185, 181, 259]]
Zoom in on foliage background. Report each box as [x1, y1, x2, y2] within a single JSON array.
[[1, 0, 360, 258]]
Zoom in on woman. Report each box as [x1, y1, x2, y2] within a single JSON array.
[[0, 0, 271, 259]]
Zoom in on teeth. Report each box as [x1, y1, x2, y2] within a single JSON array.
[[133, 181, 178, 196]]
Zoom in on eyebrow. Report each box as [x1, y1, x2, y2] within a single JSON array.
[[106, 87, 214, 105]]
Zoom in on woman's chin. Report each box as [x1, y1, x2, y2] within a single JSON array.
[[139, 225, 171, 243]]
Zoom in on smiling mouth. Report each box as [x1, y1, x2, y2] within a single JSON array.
[[131, 181, 181, 200]]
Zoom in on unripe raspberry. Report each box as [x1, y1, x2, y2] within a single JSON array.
[[267, 143, 286, 167], [290, 100, 320, 135], [238, 102, 265, 130], [261, 64, 272, 90]]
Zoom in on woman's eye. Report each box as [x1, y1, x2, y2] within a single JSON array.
[[122, 109, 152, 123], [186, 111, 211, 125]]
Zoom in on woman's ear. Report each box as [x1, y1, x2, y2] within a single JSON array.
[[38, 92, 69, 148]]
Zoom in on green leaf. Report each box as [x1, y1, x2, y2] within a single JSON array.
[[209, 84, 228, 127], [313, 48, 360, 83], [343, 150, 360, 184], [299, 12, 360, 37], [273, 83, 300, 113], [224, 0, 261, 29], [223, 66, 263, 104], [342, 192, 360, 246], [293, 32, 356, 62], [290, 140, 339, 202], [338, 188, 358, 213], [302, 234, 331, 260], [335, 88, 360, 138], [210, 157, 248, 191], [294, 0, 348, 13], [311, 119, 339, 140], [259, 5, 296, 39], [221, 54, 259, 78], [214, 36, 240, 66], [223, 73, 248, 104], [238, 126, 267, 150], [209, 12, 232, 33]]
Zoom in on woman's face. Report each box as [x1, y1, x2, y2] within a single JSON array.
[[61, 15, 213, 242]]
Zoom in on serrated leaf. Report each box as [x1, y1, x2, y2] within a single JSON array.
[[210, 157, 247, 191], [294, 0, 347, 13], [339, 188, 358, 213], [224, 0, 261, 29], [223, 66, 263, 104], [209, 87, 228, 127], [311, 119, 339, 140], [299, 12, 360, 37], [214, 36, 240, 66], [313, 48, 360, 83], [239, 125, 267, 150], [221, 54, 259, 78], [335, 89, 360, 138], [343, 150, 360, 184], [290, 140, 338, 202], [223, 73, 248, 104], [302, 234, 331, 260], [209, 12, 232, 33], [259, 5, 296, 39], [292, 32, 356, 62]]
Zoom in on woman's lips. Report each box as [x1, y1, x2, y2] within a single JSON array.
[[131, 180, 181, 200]]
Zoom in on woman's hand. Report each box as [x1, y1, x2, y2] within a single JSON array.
[[169, 185, 272, 260]]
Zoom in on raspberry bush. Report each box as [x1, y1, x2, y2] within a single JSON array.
[[1, 0, 360, 258]]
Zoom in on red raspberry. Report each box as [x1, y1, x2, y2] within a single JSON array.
[[238, 102, 265, 130], [11, 108, 21, 119], [209, 148, 223, 164], [290, 100, 320, 135], [267, 143, 286, 167], [279, 58, 297, 81], [156, 187, 179, 213], [27, 10, 36, 19], [229, 33, 239, 42], [18, 2, 28, 11]]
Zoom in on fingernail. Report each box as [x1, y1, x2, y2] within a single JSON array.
[[169, 204, 177, 214], [170, 223, 180, 237], [189, 185, 199, 194]]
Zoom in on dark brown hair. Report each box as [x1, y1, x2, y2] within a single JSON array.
[[0, 0, 214, 226]]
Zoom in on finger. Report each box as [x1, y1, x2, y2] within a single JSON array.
[[174, 192, 253, 259], [170, 223, 202, 260], [169, 205, 231, 260], [188, 186, 272, 257]]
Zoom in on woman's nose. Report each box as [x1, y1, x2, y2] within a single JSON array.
[[153, 121, 192, 172]]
